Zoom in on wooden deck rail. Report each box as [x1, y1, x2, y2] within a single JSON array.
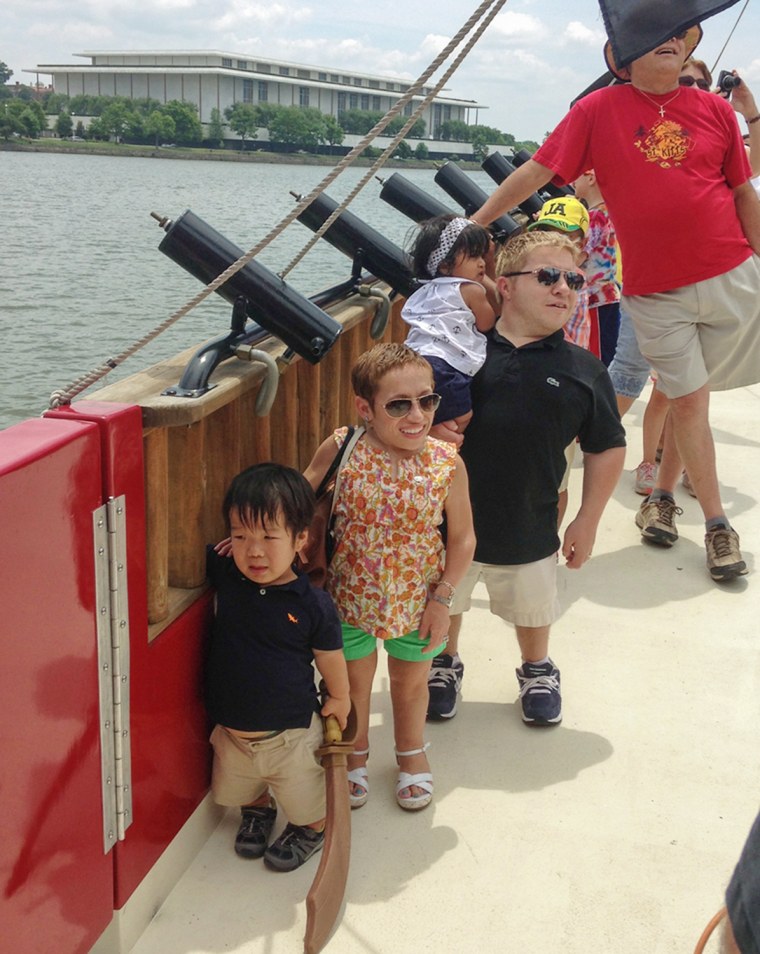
[[86, 285, 406, 636]]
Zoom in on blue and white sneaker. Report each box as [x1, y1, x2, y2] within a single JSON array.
[[427, 653, 464, 720], [516, 660, 562, 726]]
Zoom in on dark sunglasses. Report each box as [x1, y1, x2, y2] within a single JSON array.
[[679, 75, 710, 91], [502, 266, 586, 292], [383, 393, 442, 418]]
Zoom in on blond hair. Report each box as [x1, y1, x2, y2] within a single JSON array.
[[351, 342, 434, 402], [495, 230, 581, 276]]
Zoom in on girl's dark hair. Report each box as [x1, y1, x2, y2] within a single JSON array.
[[222, 463, 315, 539], [408, 213, 491, 279]]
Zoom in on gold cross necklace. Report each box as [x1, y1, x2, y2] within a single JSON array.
[[633, 85, 682, 118]]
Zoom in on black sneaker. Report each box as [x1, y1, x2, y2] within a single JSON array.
[[234, 803, 277, 859], [516, 660, 562, 726], [264, 823, 325, 872], [427, 653, 464, 720]]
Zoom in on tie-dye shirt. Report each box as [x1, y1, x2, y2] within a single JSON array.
[[327, 429, 457, 641], [583, 207, 621, 307], [562, 287, 591, 351]]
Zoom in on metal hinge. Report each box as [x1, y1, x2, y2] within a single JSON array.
[[93, 495, 133, 853]]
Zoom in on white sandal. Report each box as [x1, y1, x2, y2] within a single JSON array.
[[395, 743, 433, 811], [348, 747, 369, 809]]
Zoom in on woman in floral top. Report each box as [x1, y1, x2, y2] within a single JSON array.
[[304, 343, 475, 812]]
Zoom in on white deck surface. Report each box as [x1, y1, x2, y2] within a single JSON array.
[[129, 382, 760, 954]]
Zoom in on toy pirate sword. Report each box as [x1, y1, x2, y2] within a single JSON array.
[[304, 705, 357, 954]]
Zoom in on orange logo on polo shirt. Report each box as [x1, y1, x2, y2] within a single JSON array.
[[634, 119, 694, 168], [288, 613, 299, 624]]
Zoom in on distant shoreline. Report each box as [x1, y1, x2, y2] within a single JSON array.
[[0, 139, 483, 171]]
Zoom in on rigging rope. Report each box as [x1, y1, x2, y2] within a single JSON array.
[[49, 0, 508, 408], [708, 0, 750, 75], [278, 0, 508, 279]]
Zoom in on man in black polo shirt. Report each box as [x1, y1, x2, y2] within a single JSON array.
[[428, 230, 625, 725]]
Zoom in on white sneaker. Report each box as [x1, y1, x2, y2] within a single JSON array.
[[634, 460, 658, 495]]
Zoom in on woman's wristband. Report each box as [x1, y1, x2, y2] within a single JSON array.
[[747, 114, 760, 125]]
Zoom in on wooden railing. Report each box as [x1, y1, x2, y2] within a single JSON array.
[[86, 284, 406, 637]]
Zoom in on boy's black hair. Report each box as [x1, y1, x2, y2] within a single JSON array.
[[408, 213, 491, 279], [222, 462, 315, 539]]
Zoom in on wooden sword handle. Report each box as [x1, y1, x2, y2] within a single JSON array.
[[324, 714, 343, 743]]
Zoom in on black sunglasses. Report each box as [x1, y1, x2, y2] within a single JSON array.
[[501, 266, 586, 292], [382, 393, 442, 418], [679, 75, 710, 91]]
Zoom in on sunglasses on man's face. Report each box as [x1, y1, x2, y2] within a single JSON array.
[[679, 75, 710, 91], [501, 266, 586, 292], [382, 393, 442, 418]]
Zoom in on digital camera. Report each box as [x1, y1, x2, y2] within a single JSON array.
[[717, 70, 742, 94]]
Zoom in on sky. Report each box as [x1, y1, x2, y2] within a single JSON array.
[[4, 0, 760, 141]]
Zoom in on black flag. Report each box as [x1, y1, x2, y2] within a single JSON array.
[[599, 0, 742, 68]]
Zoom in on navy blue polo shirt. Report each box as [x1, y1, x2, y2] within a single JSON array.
[[206, 548, 343, 732], [461, 328, 626, 566]]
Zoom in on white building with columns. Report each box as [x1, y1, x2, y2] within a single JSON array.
[[31, 50, 487, 145]]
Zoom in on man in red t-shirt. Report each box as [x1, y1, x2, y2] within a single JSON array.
[[473, 25, 760, 583]]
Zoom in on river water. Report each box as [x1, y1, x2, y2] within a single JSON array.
[[0, 151, 497, 430]]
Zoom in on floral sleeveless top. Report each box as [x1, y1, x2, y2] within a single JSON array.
[[326, 428, 457, 641]]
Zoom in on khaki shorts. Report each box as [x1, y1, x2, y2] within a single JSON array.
[[558, 440, 577, 494], [624, 255, 760, 399], [210, 712, 325, 825], [451, 556, 560, 628]]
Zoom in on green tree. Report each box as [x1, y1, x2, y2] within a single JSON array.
[[439, 119, 471, 142], [268, 107, 327, 152], [205, 107, 225, 148], [86, 116, 108, 140], [145, 109, 175, 147], [514, 139, 540, 153], [471, 129, 489, 162], [386, 115, 425, 139], [0, 101, 24, 139], [414, 142, 429, 160], [19, 105, 45, 138], [322, 114, 344, 152], [0, 62, 12, 84], [162, 100, 202, 144], [69, 94, 106, 116], [338, 109, 383, 135], [470, 124, 506, 145], [254, 103, 283, 128], [224, 102, 260, 149], [75, 120, 86, 138], [56, 111, 73, 138], [99, 100, 133, 141], [393, 139, 413, 159], [44, 92, 71, 115]]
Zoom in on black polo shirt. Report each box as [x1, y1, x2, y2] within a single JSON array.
[[206, 548, 343, 732], [461, 328, 626, 566], [726, 810, 760, 954]]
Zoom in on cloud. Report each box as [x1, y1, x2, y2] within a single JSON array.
[[489, 11, 544, 42], [213, 1, 312, 32], [564, 20, 606, 46]]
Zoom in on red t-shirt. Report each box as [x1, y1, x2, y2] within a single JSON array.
[[534, 85, 753, 296]]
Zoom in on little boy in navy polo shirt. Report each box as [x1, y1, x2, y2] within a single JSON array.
[[206, 463, 350, 872]]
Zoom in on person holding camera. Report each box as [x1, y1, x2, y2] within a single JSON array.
[[719, 69, 760, 185], [472, 23, 760, 584]]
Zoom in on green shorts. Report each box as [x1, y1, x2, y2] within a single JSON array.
[[341, 622, 447, 663]]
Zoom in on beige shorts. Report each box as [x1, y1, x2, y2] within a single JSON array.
[[558, 440, 577, 494], [210, 712, 325, 825], [451, 556, 560, 628], [624, 255, 760, 399]]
